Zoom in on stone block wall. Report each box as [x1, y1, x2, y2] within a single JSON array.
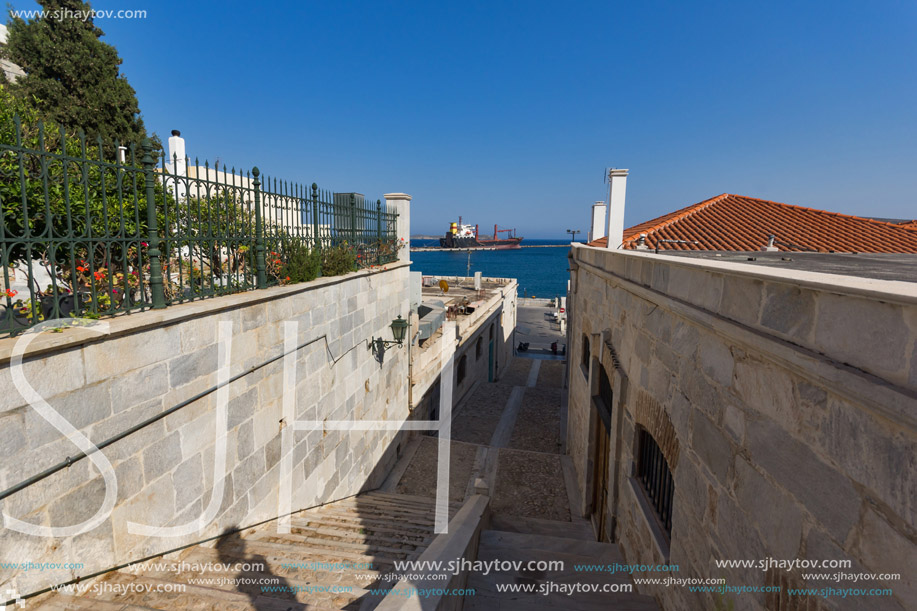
[[0, 264, 411, 596], [567, 246, 916, 611]]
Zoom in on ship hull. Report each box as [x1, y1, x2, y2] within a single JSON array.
[[477, 238, 523, 249], [438, 235, 523, 249]]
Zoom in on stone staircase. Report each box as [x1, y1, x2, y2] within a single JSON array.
[[464, 519, 660, 611], [34, 491, 460, 611]]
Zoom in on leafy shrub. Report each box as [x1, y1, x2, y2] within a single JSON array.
[[322, 244, 356, 277], [280, 239, 321, 284]]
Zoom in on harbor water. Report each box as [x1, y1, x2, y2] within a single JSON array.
[[409, 239, 579, 299]]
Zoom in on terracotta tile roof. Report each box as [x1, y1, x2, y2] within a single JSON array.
[[588, 194, 917, 253]]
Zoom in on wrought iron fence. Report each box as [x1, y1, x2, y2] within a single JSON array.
[[0, 117, 400, 336]]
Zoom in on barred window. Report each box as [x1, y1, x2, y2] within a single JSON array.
[[636, 429, 674, 537], [457, 355, 467, 385]]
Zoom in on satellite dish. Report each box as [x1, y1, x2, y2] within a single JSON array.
[[438, 280, 450, 293]]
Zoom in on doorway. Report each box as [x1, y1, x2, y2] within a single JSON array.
[[591, 413, 611, 540]]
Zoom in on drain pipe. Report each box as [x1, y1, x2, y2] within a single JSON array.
[[407, 313, 414, 409]]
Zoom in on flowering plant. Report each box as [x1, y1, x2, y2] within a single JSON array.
[[11, 298, 44, 323]]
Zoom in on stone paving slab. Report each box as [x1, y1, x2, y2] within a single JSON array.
[[492, 448, 570, 521], [508, 387, 564, 454], [394, 437, 477, 503], [452, 383, 514, 445]]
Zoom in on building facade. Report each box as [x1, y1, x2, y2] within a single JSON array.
[[566, 244, 915, 611]]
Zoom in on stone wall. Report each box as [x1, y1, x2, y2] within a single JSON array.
[[410, 279, 517, 417], [0, 264, 411, 596], [567, 246, 916, 611]]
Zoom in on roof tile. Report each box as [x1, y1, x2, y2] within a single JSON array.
[[588, 194, 917, 253]]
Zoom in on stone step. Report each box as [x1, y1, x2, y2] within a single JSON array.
[[31, 492, 450, 610], [478, 530, 624, 563], [467, 568, 658, 611], [340, 491, 455, 511], [463, 596, 558, 611], [292, 516, 434, 540], [176, 545, 387, 587], [307, 504, 440, 525], [465, 530, 660, 611], [33, 593, 161, 610], [296, 509, 438, 531], [212, 535, 404, 567], [87, 571, 364, 610], [490, 513, 596, 541], [74, 572, 300, 610], [468, 548, 633, 586], [123, 549, 380, 596], [288, 522, 432, 546], [363, 490, 461, 507], [251, 529, 422, 557], [463, 592, 660, 611]]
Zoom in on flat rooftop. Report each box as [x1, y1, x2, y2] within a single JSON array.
[[661, 251, 917, 283], [415, 276, 515, 349], [421, 276, 513, 308]]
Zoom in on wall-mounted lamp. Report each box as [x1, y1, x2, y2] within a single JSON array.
[[369, 315, 408, 357]]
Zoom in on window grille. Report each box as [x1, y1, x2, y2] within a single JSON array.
[[636, 429, 674, 537]]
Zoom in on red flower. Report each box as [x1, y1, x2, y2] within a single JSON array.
[[2, 289, 17, 298], [77, 266, 88, 272]]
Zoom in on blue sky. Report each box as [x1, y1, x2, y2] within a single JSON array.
[[7, 0, 916, 237]]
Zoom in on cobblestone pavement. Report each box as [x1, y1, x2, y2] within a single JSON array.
[[452, 383, 514, 445], [537, 359, 565, 388], [508, 387, 564, 454], [395, 437, 478, 502], [498, 357, 532, 387], [492, 448, 570, 521], [391, 353, 579, 524]]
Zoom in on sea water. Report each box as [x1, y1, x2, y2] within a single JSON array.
[[409, 239, 579, 299]]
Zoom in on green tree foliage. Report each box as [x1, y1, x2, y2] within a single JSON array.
[[1, 0, 152, 147], [1, 84, 172, 313], [1, 85, 145, 261]]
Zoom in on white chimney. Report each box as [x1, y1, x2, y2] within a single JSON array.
[[167, 129, 187, 200], [605, 168, 628, 249], [588, 201, 606, 242]]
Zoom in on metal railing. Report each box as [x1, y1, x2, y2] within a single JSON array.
[[0, 117, 400, 336]]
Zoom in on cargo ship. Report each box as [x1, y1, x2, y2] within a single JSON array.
[[439, 219, 523, 249]]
